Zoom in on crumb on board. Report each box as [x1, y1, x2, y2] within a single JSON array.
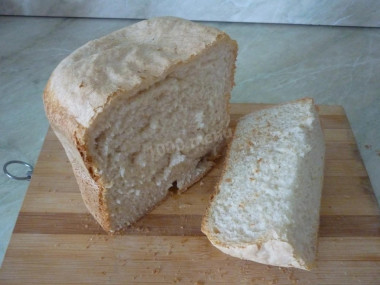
[[181, 238, 188, 244]]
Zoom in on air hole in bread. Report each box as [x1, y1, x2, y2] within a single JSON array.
[[169, 180, 179, 194]]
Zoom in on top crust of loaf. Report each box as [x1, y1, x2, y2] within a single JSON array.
[[46, 17, 230, 128]]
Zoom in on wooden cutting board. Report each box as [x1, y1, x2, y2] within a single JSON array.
[[1, 103, 379, 284]]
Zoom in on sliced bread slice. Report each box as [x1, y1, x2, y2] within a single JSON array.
[[201, 98, 325, 270]]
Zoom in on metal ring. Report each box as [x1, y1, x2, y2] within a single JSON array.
[[3, 160, 34, 181]]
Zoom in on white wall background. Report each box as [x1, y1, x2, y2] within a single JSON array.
[[1, 0, 379, 27]]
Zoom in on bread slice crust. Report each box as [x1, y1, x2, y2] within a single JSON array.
[[201, 98, 325, 270]]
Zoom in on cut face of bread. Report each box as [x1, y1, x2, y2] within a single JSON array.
[[88, 40, 236, 231], [201, 98, 325, 270], [43, 17, 238, 232]]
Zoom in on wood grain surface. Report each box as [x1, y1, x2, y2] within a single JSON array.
[[1, 103, 379, 284]]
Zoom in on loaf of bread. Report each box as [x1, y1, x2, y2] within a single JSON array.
[[201, 98, 325, 270], [43, 17, 238, 233]]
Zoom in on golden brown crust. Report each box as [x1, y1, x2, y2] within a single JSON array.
[[43, 79, 112, 231]]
